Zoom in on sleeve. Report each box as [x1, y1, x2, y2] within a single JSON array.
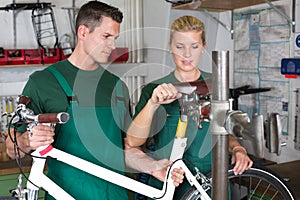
[[121, 82, 132, 136], [21, 73, 44, 115], [113, 77, 132, 138], [133, 83, 156, 118], [13, 72, 44, 133]]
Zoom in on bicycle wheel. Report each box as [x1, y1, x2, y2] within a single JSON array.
[[181, 167, 295, 200]]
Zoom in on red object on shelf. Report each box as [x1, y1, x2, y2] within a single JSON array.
[[24, 49, 42, 64], [0, 50, 8, 65], [7, 49, 25, 65], [108, 48, 129, 63], [42, 48, 60, 64]]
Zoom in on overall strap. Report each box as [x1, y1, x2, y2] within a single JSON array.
[[46, 66, 77, 102], [115, 77, 126, 120], [115, 77, 124, 107]]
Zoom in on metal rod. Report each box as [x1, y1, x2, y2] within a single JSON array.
[[130, 0, 136, 63], [202, 8, 233, 36], [263, 0, 295, 32], [210, 50, 230, 200]]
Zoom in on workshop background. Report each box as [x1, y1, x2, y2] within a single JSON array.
[[0, 0, 299, 198]]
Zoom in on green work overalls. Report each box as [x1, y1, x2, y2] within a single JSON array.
[[45, 66, 128, 200]]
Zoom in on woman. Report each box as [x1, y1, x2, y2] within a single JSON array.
[[126, 15, 253, 199]]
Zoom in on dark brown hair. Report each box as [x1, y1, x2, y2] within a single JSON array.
[[75, 1, 123, 34]]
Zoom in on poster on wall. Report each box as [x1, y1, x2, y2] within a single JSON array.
[[233, 8, 291, 135], [295, 33, 300, 57]]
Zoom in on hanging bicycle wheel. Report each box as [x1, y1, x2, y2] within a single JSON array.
[[181, 167, 295, 200]]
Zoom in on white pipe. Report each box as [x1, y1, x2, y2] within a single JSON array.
[[136, 0, 144, 63], [130, 76, 135, 104], [130, 0, 136, 63], [136, 75, 144, 100], [124, 0, 130, 62]]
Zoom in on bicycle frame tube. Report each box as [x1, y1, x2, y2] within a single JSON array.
[[25, 80, 213, 200], [26, 143, 211, 200]]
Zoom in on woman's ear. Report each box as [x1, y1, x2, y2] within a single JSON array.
[[168, 44, 172, 53]]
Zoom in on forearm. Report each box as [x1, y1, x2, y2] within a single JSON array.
[[124, 141, 168, 174], [126, 100, 159, 147], [124, 145, 155, 174], [228, 135, 247, 154]]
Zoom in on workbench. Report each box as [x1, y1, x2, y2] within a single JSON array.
[[266, 160, 300, 200], [0, 156, 45, 199]]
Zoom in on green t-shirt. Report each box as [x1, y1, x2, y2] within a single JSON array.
[[22, 60, 131, 200], [134, 71, 212, 200]]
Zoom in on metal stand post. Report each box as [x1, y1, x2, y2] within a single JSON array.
[[210, 51, 230, 200]]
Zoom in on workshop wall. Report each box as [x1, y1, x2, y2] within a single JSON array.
[[0, 0, 126, 49], [0, 0, 299, 164]]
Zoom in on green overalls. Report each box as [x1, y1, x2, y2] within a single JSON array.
[[134, 72, 212, 200], [45, 66, 128, 200]]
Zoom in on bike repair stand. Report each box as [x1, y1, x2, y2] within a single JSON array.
[[210, 51, 230, 200]]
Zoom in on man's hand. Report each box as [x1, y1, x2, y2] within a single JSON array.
[[27, 124, 55, 149], [6, 124, 55, 159]]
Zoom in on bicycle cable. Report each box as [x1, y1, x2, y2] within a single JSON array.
[[153, 158, 184, 199], [7, 115, 47, 192]]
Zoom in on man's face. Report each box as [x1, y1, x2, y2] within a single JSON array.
[[83, 16, 120, 64]]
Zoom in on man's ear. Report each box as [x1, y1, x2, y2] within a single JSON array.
[[77, 25, 88, 39]]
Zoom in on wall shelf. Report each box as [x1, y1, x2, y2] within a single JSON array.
[[172, 0, 296, 37], [172, 0, 278, 12]]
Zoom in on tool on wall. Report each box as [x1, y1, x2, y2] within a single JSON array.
[[0, 3, 51, 11], [31, 5, 59, 62], [61, 0, 79, 47], [0, 3, 52, 48]]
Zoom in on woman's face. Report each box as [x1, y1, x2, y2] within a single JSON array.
[[170, 30, 205, 72]]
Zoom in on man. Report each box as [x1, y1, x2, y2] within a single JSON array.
[[6, 1, 183, 199]]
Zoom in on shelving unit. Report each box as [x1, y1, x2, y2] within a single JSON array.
[[172, 0, 278, 11], [172, 0, 296, 37]]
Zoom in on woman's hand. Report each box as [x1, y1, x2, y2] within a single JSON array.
[[151, 159, 185, 187], [231, 146, 253, 175], [150, 83, 182, 105]]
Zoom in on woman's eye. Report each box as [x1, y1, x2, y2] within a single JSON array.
[[176, 45, 183, 49], [192, 45, 199, 49]]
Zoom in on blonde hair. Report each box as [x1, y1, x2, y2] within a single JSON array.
[[170, 15, 206, 45]]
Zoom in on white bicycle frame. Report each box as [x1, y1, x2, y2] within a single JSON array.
[[23, 85, 212, 200], [26, 137, 211, 200]]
